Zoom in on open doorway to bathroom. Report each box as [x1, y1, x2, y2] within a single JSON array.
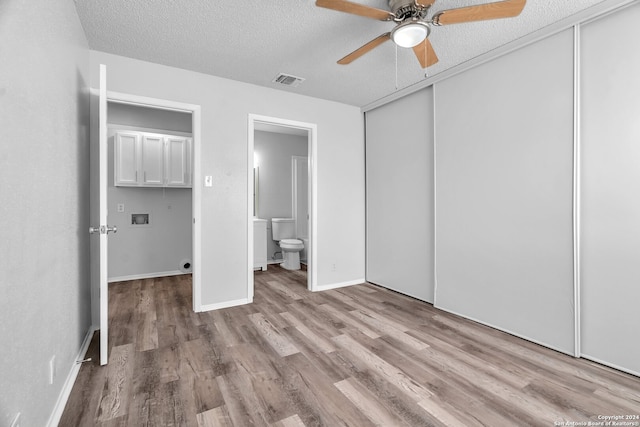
[[248, 115, 317, 299]]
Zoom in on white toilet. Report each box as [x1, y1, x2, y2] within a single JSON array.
[[271, 218, 304, 270]]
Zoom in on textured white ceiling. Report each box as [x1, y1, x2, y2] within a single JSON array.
[[74, 0, 608, 107]]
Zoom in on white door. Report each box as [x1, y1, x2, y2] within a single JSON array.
[[90, 64, 115, 365], [292, 156, 308, 239]]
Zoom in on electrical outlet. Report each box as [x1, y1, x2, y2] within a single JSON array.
[[49, 355, 55, 385], [332, 263, 336, 272], [117, 203, 125, 213], [10, 412, 21, 427]]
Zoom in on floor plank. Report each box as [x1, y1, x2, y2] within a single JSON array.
[[61, 267, 640, 426]]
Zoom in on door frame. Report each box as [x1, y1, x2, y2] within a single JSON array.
[[104, 91, 203, 312], [247, 114, 318, 298]]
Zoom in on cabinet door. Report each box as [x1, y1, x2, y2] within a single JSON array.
[[140, 134, 164, 186], [165, 136, 191, 187], [114, 132, 139, 186]]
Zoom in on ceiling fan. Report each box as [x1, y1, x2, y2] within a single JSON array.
[[316, 0, 526, 68]]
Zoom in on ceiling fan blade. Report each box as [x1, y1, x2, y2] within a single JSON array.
[[413, 38, 439, 68], [316, 0, 394, 21], [338, 33, 391, 65], [432, 0, 526, 26], [415, 0, 436, 6]]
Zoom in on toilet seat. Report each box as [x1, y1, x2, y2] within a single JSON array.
[[279, 239, 304, 250]]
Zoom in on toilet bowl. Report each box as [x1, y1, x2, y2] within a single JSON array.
[[271, 218, 304, 271], [279, 238, 304, 270]]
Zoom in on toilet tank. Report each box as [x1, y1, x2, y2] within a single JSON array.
[[272, 218, 295, 240]]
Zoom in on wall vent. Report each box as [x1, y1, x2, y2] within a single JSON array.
[[272, 73, 305, 87]]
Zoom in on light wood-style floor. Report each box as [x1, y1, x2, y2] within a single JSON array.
[[61, 266, 640, 426]]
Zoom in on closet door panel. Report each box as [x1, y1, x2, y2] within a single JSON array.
[[365, 88, 435, 303], [580, 3, 640, 375], [435, 29, 575, 353]]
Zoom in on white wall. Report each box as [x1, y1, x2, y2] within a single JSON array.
[[580, 2, 640, 375], [108, 102, 192, 132], [90, 51, 365, 307], [254, 130, 308, 261], [0, 0, 91, 425]]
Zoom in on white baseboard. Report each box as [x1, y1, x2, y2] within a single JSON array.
[[108, 270, 184, 283], [46, 326, 97, 427], [313, 278, 365, 292], [580, 353, 640, 378], [199, 298, 250, 312]]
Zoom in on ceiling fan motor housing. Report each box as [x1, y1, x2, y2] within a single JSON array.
[[388, 0, 426, 20]]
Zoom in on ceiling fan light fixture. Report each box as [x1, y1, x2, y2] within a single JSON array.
[[391, 20, 430, 48]]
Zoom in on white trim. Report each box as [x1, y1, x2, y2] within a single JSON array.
[[572, 24, 582, 358], [199, 298, 251, 312], [106, 91, 199, 113], [104, 89, 203, 313], [108, 270, 186, 283], [432, 84, 438, 308], [361, 0, 638, 113], [248, 114, 318, 296], [434, 305, 575, 357], [580, 354, 640, 378], [314, 278, 365, 292], [46, 327, 97, 427], [99, 65, 108, 366], [192, 106, 202, 312], [107, 123, 192, 138]]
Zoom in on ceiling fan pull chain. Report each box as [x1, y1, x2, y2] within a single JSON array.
[[424, 40, 429, 79], [395, 44, 398, 90]]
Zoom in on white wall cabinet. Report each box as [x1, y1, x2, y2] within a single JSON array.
[[114, 130, 192, 188], [140, 134, 164, 186], [165, 136, 191, 187]]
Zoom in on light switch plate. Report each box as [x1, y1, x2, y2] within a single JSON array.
[[204, 176, 213, 187]]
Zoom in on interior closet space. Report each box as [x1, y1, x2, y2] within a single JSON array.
[[107, 102, 193, 281], [365, 88, 435, 303], [579, 2, 640, 376]]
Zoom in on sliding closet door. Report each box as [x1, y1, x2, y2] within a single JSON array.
[[435, 29, 575, 354], [365, 88, 435, 302], [580, 3, 640, 375]]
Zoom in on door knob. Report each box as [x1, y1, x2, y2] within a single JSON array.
[[88, 225, 118, 234]]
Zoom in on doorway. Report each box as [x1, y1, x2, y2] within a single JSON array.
[[105, 93, 201, 311], [91, 65, 203, 365], [247, 115, 317, 299], [106, 102, 193, 284]]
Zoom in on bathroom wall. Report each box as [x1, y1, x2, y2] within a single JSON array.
[[254, 130, 308, 261], [107, 103, 193, 280]]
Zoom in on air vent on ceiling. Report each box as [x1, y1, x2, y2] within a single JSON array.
[[272, 73, 305, 88]]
